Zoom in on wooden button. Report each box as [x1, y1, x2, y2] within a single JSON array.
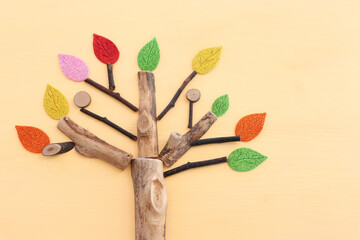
[[186, 89, 201, 102], [74, 91, 91, 108]]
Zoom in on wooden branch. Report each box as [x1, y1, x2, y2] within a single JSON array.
[[157, 71, 197, 120], [107, 63, 115, 91], [42, 142, 75, 156], [132, 71, 167, 240], [137, 71, 159, 158], [132, 158, 167, 240], [191, 136, 240, 146], [85, 78, 138, 112], [159, 111, 217, 167], [57, 116, 132, 170], [80, 108, 137, 141], [164, 157, 227, 177], [157, 132, 182, 158]]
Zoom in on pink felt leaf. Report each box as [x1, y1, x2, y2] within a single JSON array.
[[58, 54, 89, 82]]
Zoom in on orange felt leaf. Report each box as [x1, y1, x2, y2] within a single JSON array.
[[15, 126, 50, 153], [235, 113, 266, 142]]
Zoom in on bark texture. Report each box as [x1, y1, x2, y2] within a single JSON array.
[[159, 111, 217, 167], [132, 71, 167, 240], [137, 71, 159, 158], [57, 116, 132, 170], [132, 158, 167, 240]]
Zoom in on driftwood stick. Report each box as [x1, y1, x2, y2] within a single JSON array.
[[57, 116, 132, 170], [107, 63, 115, 91], [191, 136, 240, 146], [164, 156, 228, 178], [157, 132, 182, 158], [85, 78, 138, 112], [159, 111, 217, 167], [80, 108, 137, 141], [132, 158, 167, 240], [132, 71, 167, 240], [137, 71, 159, 158], [42, 142, 75, 156], [157, 71, 197, 120]]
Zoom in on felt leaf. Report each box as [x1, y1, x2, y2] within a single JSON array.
[[228, 148, 267, 172], [137, 37, 160, 71], [192, 46, 222, 74], [235, 113, 266, 142], [93, 34, 120, 64], [58, 54, 89, 81], [211, 94, 229, 117], [15, 126, 50, 153], [44, 84, 69, 120]]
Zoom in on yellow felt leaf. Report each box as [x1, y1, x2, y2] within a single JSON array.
[[44, 84, 69, 120], [192, 46, 222, 74]]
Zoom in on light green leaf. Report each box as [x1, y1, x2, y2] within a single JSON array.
[[228, 148, 267, 172], [137, 37, 160, 71], [211, 94, 229, 117]]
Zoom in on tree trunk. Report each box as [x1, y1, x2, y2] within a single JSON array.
[[132, 158, 167, 240], [137, 71, 158, 158], [132, 71, 167, 240]]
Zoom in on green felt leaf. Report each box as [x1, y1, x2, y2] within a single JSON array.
[[228, 148, 267, 172], [137, 37, 160, 71], [211, 94, 229, 117]]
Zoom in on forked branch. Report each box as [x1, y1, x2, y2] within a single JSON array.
[[57, 116, 133, 170], [159, 111, 217, 167]]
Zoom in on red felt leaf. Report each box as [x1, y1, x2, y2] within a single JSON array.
[[235, 113, 266, 142], [93, 34, 120, 64], [15, 126, 50, 153]]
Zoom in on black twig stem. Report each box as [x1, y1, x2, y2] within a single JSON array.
[[80, 108, 137, 141], [157, 71, 197, 120], [85, 78, 138, 112], [107, 63, 115, 91], [191, 136, 240, 146], [164, 156, 227, 177], [188, 101, 193, 128]]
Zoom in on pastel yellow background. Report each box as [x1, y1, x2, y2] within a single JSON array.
[[0, 0, 359, 239]]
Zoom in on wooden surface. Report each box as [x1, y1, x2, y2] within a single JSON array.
[[132, 158, 167, 240], [159, 111, 217, 166], [134, 70, 166, 239], [73, 91, 91, 108], [57, 117, 132, 170], [137, 71, 159, 158], [1, 0, 360, 239]]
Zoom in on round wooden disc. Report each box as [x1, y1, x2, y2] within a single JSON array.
[[186, 89, 201, 102], [42, 143, 61, 156], [74, 91, 91, 108]]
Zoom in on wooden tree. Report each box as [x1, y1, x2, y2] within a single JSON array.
[[15, 36, 267, 240]]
